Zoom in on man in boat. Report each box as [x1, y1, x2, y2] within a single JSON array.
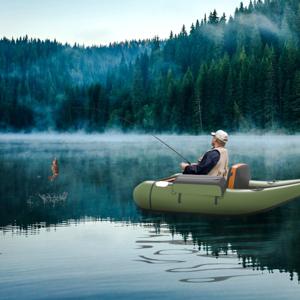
[[180, 130, 229, 178]]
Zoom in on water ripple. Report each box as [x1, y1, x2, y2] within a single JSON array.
[[154, 249, 198, 255], [167, 263, 242, 273], [134, 255, 186, 264], [180, 273, 261, 283], [135, 245, 153, 249]]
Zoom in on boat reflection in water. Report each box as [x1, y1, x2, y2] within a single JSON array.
[[135, 211, 300, 283]]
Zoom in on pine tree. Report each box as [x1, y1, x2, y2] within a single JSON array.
[[290, 71, 300, 130], [224, 67, 235, 130], [167, 74, 180, 132], [248, 0, 254, 12], [282, 80, 291, 129], [208, 10, 219, 24], [180, 68, 194, 132], [220, 13, 227, 24], [190, 23, 195, 34], [194, 65, 206, 132], [87, 84, 107, 131], [180, 25, 187, 37], [262, 46, 277, 129]]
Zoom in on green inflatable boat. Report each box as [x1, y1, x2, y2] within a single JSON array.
[[133, 164, 300, 216]]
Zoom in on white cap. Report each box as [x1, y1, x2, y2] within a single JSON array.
[[211, 130, 228, 143]]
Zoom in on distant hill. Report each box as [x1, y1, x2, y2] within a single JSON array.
[[1, 0, 300, 133]]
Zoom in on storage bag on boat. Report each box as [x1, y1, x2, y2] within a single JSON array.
[[173, 175, 226, 196]]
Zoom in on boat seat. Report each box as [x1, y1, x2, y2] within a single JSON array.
[[227, 163, 250, 189]]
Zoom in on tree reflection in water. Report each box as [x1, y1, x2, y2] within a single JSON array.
[[137, 210, 300, 282]]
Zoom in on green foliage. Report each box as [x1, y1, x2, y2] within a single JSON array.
[[1, 0, 300, 133]]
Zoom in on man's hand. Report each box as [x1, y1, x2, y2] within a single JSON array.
[[180, 162, 190, 171]]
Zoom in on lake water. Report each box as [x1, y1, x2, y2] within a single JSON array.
[[1, 134, 300, 300]]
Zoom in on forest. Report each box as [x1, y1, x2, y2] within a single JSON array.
[[1, 0, 300, 133]]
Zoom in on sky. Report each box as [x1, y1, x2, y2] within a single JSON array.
[[0, 0, 242, 46]]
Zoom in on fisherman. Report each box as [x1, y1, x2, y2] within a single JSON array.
[[180, 130, 229, 178]]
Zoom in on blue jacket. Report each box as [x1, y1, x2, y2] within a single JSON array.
[[183, 149, 220, 175]]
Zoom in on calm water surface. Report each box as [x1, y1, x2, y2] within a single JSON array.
[[1, 134, 300, 300]]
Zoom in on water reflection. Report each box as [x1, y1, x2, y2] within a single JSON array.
[[167, 263, 242, 273], [135, 212, 300, 283], [135, 255, 186, 264], [1, 134, 300, 286], [134, 221, 267, 284], [180, 274, 261, 283]]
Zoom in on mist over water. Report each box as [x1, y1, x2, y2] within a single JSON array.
[[1, 133, 300, 300], [1, 132, 300, 178]]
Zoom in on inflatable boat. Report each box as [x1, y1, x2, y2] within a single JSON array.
[[133, 164, 300, 216]]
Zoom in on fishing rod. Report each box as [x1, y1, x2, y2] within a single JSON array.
[[115, 115, 191, 164], [71, 106, 191, 164], [145, 134, 191, 165]]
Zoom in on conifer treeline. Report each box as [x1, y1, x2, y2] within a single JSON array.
[[1, 0, 300, 133]]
